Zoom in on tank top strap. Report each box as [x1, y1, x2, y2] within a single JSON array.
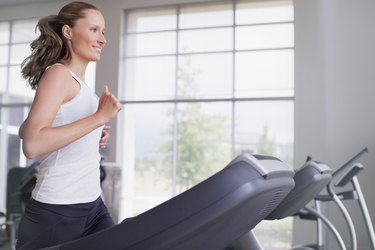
[[68, 70, 84, 87], [45, 63, 85, 87]]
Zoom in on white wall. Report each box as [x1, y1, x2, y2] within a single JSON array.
[[294, 0, 375, 249], [1, 0, 375, 249]]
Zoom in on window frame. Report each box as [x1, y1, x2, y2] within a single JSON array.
[[119, 0, 295, 212]]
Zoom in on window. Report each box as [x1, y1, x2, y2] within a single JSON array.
[[0, 18, 96, 214], [0, 18, 98, 166], [0, 19, 39, 176], [119, 0, 294, 248], [0, 18, 39, 215]]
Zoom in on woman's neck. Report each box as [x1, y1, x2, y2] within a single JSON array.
[[61, 60, 88, 82]]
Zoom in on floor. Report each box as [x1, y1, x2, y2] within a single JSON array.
[[0, 242, 11, 250], [0, 229, 14, 250]]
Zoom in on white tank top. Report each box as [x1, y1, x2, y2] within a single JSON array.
[[32, 66, 103, 204]]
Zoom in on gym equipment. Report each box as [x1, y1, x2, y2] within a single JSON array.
[[226, 154, 334, 250], [282, 147, 372, 250], [308, 147, 374, 250], [227, 148, 375, 250], [291, 158, 347, 250], [0, 163, 38, 250], [100, 161, 122, 223], [38, 153, 295, 250]]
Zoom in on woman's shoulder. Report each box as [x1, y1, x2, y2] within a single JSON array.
[[37, 63, 71, 90], [41, 63, 72, 83], [38, 63, 80, 104], [45, 63, 70, 74]]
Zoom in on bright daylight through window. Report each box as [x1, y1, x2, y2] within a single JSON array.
[[119, 0, 294, 248]]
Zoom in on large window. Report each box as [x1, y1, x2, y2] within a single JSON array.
[[0, 19, 97, 166], [0, 18, 39, 215], [119, 0, 294, 248], [0, 18, 39, 178], [0, 18, 97, 215]]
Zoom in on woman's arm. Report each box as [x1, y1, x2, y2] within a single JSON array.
[[19, 65, 121, 159], [99, 125, 110, 149]]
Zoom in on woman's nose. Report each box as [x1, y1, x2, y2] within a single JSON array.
[[99, 33, 106, 46]]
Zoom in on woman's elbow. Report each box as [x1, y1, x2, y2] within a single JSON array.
[[22, 141, 39, 159]]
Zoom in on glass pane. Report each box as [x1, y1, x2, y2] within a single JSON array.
[[178, 53, 232, 99], [0, 22, 10, 44], [7, 134, 21, 169], [119, 3, 294, 245], [236, 0, 293, 25], [179, 2, 233, 29], [85, 61, 96, 90], [121, 103, 174, 217], [176, 102, 231, 193], [236, 23, 294, 50], [11, 19, 38, 43], [0, 45, 9, 65], [235, 49, 294, 97], [126, 32, 176, 56], [10, 44, 31, 64], [123, 56, 176, 100], [8, 66, 34, 98], [179, 27, 233, 53], [126, 7, 177, 33], [255, 218, 293, 249], [234, 100, 294, 166], [8, 96, 30, 126], [0, 67, 7, 93]]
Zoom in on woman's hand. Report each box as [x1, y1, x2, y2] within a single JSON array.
[[96, 85, 122, 124], [100, 125, 110, 148]]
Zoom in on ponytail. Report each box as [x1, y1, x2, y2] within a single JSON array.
[[21, 15, 66, 89], [21, 1, 99, 89]]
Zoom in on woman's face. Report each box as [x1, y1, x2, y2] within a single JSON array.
[[65, 9, 106, 63]]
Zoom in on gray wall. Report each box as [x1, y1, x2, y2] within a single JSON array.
[[294, 0, 375, 249], [1, 0, 375, 249]]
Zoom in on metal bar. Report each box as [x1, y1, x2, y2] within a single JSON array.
[[352, 177, 375, 249], [120, 96, 294, 105], [305, 206, 346, 250], [0, 103, 32, 108], [123, 47, 294, 59], [125, 21, 294, 36]]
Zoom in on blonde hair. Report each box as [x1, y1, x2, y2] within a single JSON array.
[[21, 1, 99, 89]]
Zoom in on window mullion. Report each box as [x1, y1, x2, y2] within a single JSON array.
[[231, 0, 236, 159], [171, 6, 180, 197]]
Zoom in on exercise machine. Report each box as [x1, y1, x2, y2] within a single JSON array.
[[38, 153, 295, 250], [305, 147, 374, 250], [0, 163, 38, 250], [226, 154, 334, 250], [227, 147, 374, 250], [272, 147, 372, 250]]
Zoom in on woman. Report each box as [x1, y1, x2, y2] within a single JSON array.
[[16, 2, 121, 249]]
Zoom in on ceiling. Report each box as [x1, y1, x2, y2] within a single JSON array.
[[0, 0, 60, 7]]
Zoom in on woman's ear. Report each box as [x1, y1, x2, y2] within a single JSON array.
[[62, 24, 72, 40]]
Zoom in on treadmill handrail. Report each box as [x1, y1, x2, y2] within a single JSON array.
[[332, 147, 368, 179]]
